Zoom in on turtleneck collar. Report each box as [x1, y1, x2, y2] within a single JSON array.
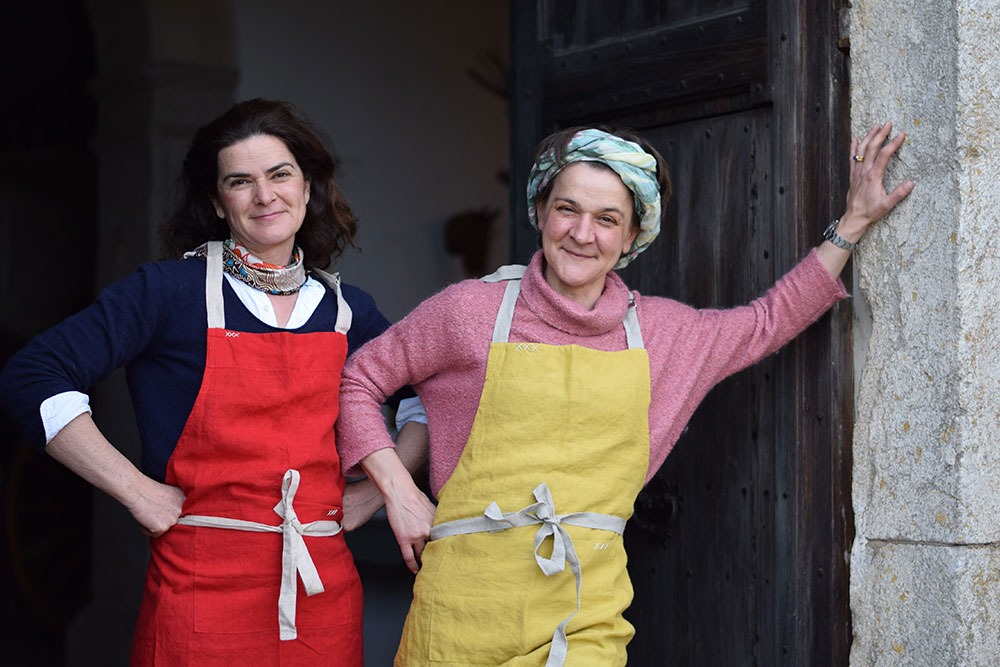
[[518, 250, 631, 338]]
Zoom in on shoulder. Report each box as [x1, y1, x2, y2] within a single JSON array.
[[135, 256, 205, 280], [631, 289, 716, 351], [409, 277, 504, 323], [83, 258, 204, 317], [365, 277, 502, 350], [336, 280, 388, 340], [632, 289, 698, 321], [125, 257, 205, 295], [337, 280, 378, 312], [444, 276, 505, 302]]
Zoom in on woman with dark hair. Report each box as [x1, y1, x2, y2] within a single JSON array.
[[0, 99, 425, 666], [336, 123, 914, 665]]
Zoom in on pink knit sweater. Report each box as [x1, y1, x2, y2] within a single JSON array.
[[338, 250, 847, 496]]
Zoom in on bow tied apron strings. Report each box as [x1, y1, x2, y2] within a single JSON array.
[[176, 469, 342, 640], [429, 482, 626, 667]]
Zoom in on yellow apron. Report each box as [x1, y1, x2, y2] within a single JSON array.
[[397, 265, 651, 666]]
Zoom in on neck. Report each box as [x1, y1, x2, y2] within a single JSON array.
[[542, 265, 603, 310], [233, 239, 295, 267]]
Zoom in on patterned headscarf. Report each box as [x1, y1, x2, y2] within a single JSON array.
[[526, 128, 661, 269]]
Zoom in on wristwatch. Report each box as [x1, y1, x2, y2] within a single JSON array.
[[823, 219, 857, 251]]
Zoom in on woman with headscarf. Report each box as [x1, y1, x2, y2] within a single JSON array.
[[336, 122, 913, 665], [0, 99, 426, 666]]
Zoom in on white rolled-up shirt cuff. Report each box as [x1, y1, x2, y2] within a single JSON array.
[[394, 396, 427, 430], [40, 391, 92, 443]]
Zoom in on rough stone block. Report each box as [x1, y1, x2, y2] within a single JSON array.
[[851, 538, 1000, 666], [851, 0, 1000, 543]]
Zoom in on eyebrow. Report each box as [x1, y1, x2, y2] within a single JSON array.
[[220, 162, 296, 182], [555, 196, 626, 217]]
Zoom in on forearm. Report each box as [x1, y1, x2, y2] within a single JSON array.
[[45, 413, 146, 507], [720, 249, 848, 373], [359, 446, 420, 503], [354, 420, 430, 499], [359, 445, 435, 572], [816, 239, 853, 279], [340, 421, 429, 531], [45, 413, 185, 536], [815, 212, 866, 279], [395, 420, 430, 477]]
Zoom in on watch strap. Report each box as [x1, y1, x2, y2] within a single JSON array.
[[823, 219, 857, 251]]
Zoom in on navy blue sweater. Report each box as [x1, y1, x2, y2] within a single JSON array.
[[0, 257, 398, 481]]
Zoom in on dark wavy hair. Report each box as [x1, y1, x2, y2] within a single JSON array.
[[531, 125, 672, 232], [161, 99, 357, 270]]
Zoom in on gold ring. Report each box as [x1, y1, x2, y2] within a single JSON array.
[[852, 155, 865, 162]]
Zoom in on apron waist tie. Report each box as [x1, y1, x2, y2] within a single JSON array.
[[429, 482, 626, 667], [176, 469, 342, 641]]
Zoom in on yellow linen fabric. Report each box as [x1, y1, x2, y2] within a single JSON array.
[[397, 334, 651, 666]]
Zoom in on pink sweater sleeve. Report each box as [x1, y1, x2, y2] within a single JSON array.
[[699, 248, 846, 378], [641, 248, 849, 479], [336, 280, 501, 478]]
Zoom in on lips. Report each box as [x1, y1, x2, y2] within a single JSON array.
[[560, 246, 595, 260], [251, 211, 285, 221]]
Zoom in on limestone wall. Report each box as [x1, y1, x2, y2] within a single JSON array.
[[850, 1, 1000, 664]]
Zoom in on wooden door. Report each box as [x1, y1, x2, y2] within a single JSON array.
[[510, 1, 853, 665]]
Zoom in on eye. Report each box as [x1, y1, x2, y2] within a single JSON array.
[[272, 170, 292, 180], [226, 178, 249, 188], [597, 215, 618, 226]]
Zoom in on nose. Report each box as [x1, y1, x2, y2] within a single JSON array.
[[569, 214, 596, 244], [253, 180, 276, 205]]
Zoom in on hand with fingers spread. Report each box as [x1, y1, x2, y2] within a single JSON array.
[[817, 121, 915, 276]]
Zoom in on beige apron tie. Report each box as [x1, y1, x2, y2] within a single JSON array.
[[177, 468, 342, 640], [430, 482, 626, 667]]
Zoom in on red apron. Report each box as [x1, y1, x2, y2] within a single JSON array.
[[129, 242, 363, 666]]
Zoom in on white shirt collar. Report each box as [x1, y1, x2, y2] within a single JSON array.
[[223, 273, 326, 329]]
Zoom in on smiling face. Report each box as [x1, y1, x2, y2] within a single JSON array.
[[536, 162, 639, 309], [211, 134, 311, 265]]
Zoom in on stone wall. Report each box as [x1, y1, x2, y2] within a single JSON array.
[[850, 1, 1000, 664]]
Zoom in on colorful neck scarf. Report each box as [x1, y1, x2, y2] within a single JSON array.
[[526, 128, 662, 269], [186, 240, 307, 295]]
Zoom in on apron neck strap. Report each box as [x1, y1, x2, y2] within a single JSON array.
[[311, 268, 353, 335], [205, 241, 226, 329], [203, 247, 354, 335], [486, 270, 644, 349], [482, 264, 527, 344], [492, 279, 522, 343], [622, 294, 643, 349]]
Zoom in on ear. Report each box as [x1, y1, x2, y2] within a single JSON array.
[[304, 178, 311, 206], [535, 199, 547, 232], [622, 224, 639, 255], [209, 196, 225, 220]]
